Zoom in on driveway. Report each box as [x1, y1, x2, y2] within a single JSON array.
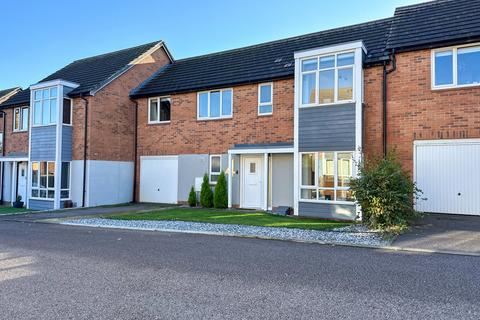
[[0, 203, 173, 222], [0, 219, 479, 319], [393, 213, 480, 255]]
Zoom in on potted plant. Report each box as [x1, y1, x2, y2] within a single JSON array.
[[13, 195, 24, 208]]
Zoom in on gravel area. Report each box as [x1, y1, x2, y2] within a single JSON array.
[[61, 218, 390, 247]]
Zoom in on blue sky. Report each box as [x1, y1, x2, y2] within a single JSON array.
[[0, 0, 426, 89]]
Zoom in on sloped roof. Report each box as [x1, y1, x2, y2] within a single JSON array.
[[131, 18, 393, 98], [0, 87, 21, 103], [386, 0, 480, 50], [0, 41, 168, 108]]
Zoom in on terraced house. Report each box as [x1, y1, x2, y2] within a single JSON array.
[[0, 41, 172, 210], [2, 0, 479, 218]]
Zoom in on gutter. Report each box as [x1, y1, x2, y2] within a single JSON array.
[[382, 49, 396, 157], [80, 96, 89, 207]]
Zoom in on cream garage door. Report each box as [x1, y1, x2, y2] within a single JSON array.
[[414, 140, 480, 215], [140, 156, 178, 204]]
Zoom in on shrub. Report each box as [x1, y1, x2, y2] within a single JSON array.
[[214, 171, 228, 209], [188, 186, 197, 207], [199, 174, 213, 208], [350, 152, 422, 234]]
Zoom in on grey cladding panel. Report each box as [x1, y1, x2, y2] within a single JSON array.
[[299, 104, 356, 152], [177, 154, 209, 202], [62, 125, 72, 161], [298, 202, 356, 220], [29, 199, 54, 211], [31, 126, 56, 161]]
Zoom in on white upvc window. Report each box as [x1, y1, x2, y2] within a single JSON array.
[[148, 97, 171, 123], [32, 87, 58, 126], [197, 89, 233, 120], [60, 162, 71, 199], [209, 155, 222, 184], [13, 106, 29, 132], [432, 44, 480, 89], [31, 161, 55, 200], [31, 161, 70, 200], [300, 51, 355, 107], [299, 151, 355, 204], [258, 83, 273, 115]]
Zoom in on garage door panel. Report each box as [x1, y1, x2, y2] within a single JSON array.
[[415, 141, 480, 215], [140, 156, 178, 204]]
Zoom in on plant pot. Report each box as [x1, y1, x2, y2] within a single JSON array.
[[13, 201, 24, 208]]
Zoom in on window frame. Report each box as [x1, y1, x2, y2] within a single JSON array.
[[209, 154, 222, 184], [60, 161, 71, 200], [197, 89, 233, 120], [299, 50, 356, 108], [31, 161, 56, 201], [432, 43, 480, 90], [13, 106, 29, 132], [299, 151, 355, 205], [148, 96, 171, 124], [62, 98, 73, 125], [258, 82, 273, 116], [32, 86, 58, 127]]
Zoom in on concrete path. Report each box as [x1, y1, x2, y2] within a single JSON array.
[[0, 203, 173, 222], [0, 219, 479, 319], [393, 213, 480, 255]]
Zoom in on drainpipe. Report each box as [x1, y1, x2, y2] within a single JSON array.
[[0, 110, 5, 203], [382, 49, 397, 157], [80, 96, 89, 207], [131, 99, 138, 203]]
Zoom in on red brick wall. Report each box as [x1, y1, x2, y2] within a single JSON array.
[[134, 79, 294, 200], [72, 46, 172, 161], [363, 49, 480, 173], [0, 107, 29, 156]]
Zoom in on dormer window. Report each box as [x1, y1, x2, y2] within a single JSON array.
[[300, 52, 355, 106]]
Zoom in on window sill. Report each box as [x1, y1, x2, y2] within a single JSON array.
[[12, 130, 28, 134], [299, 100, 355, 108], [258, 113, 273, 117], [432, 83, 480, 91], [30, 197, 54, 201], [197, 116, 233, 122], [32, 124, 57, 128], [299, 199, 355, 206], [148, 121, 171, 126]]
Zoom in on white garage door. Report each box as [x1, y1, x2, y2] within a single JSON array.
[[140, 156, 178, 204], [414, 140, 480, 215]]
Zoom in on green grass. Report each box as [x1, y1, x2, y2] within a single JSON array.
[[104, 208, 351, 231], [0, 206, 33, 215]]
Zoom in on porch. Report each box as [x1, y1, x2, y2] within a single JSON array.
[[0, 155, 28, 207], [227, 143, 293, 212]]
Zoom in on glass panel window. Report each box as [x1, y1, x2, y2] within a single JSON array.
[[302, 58, 317, 72], [149, 98, 158, 122], [63, 99, 72, 124], [300, 151, 355, 203], [210, 91, 221, 118], [338, 68, 353, 101], [319, 55, 335, 69], [302, 73, 316, 104], [22, 107, 29, 129], [301, 153, 315, 186], [14, 108, 20, 131], [258, 83, 273, 115], [221, 89, 232, 116], [457, 46, 480, 85], [198, 89, 233, 119], [337, 53, 355, 67], [61, 162, 70, 199], [301, 51, 356, 106], [33, 86, 57, 126], [31, 161, 55, 199], [159, 98, 171, 122], [434, 50, 453, 86], [209, 155, 222, 184], [319, 70, 335, 104]]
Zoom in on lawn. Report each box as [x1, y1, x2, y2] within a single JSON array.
[[104, 208, 351, 231], [0, 205, 33, 215]]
